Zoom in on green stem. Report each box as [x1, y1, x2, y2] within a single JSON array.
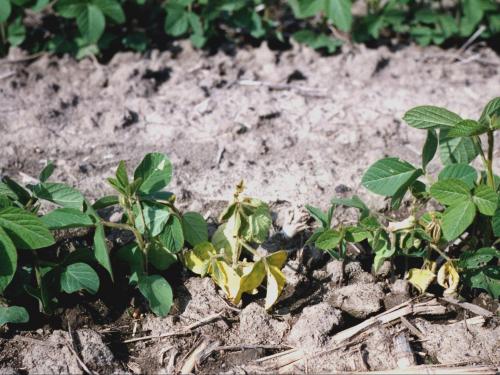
[[486, 130, 495, 190], [101, 220, 146, 251], [0, 24, 5, 45], [430, 243, 451, 262], [240, 240, 259, 259]]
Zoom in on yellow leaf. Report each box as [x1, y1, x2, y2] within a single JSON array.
[[219, 261, 242, 302], [183, 242, 215, 276], [406, 268, 436, 294], [239, 260, 266, 297], [210, 258, 228, 291], [264, 265, 286, 309], [437, 261, 460, 297], [265, 250, 288, 269]]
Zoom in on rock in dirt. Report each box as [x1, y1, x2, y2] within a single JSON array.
[[0, 367, 16, 375], [384, 279, 411, 309], [21, 329, 116, 374], [239, 303, 289, 345], [287, 302, 343, 350], [328, 283, 384, 319], [415, 318, 500, 365]]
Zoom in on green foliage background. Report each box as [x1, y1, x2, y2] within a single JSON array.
[[0, 0, 499, 59]]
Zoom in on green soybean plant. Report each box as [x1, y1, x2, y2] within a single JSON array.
[[0, 163, 100, 325], [340, 97, 500, 298], [94, 153, 208, 316]]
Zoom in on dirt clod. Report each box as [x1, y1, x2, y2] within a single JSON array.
[[239, 303, 289, 345], [328, 283, 384, 319], [287, 302, 343, 351]]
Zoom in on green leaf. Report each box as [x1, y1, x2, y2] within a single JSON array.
[[306, 205, 328, 228], [93, 224, 113, 281], [472, 185, 498, 216], [0, 306, 29, 326], [438, 164, 477, 189], [134, 153, 173, 194], [467, 266, 500, 299], [92, 195, 119, 209], [148, 243, 177, 271], [138, 274, 173, 316], [439, 129, 479, 165], [430, 179, 471, 206], [7, 18, 26, 46], [181, 212, 208, 247], [39, 162, 55, 183], [372, 231, 394, 272], [115, 160, 129, 188], [362, 157, 422, 197], [134, 203, 170, 237], [0, 0, 12, 23], [33, 182, 85, 209], [288, 0, 323, 18], [460, 247, 500, 269], [2, 176, 31, 205], [332, 195, 369, 218], [0, 207, 55, 250], [422, 129, 438, 170], [158, 216, 184, 253], [115, 243, 143, 283], [315, 229, 342, 251], [325, 0, 352, 32], [77, 4, 105, 44], [60, 262, 99, 294], [441, 200, 476, 241], [292, 30, 340, 53], [403, 106, 462, 130], [164, 5, 189, 36], [55, 0, 86, 18], [0, 227, 17, 293], [493, 203, 500, 237], [92, 0, 124, 23], [479, 97, 500, 127], [447, 119, 489, 137], [244, 206, 272, 244], [41, 208, 94, 230]]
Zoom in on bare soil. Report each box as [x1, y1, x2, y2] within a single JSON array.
[[0, 42, 499, 374]]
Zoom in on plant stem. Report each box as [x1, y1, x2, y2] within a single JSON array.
[[101, 220, 146, 251], [240, 240, 259, 258], [486, 130, 495, 189], [430, 243, 451, 262]]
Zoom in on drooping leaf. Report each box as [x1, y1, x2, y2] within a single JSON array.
[[437, 261, 459, 297], [472, 185, 498, 216], [362, 157, 422, 197], [181, 212, 208, 247], [93, 224, 113, 281], [148, 243, 177, 271], [138, 274, 173, 316], [0, 227, 17, 293], [0, 0, 12, 23], [60, 262, 100, 294], [430, 179, 471, 206], [264, 264, 286, 309], [438, 164, 477, 189], [183, 241, 215, 276], [2, 176, 31, 205], [115, 243, 143, 283], [92, 195, 119, 209], [372, 231, 394, 272], [134, 153, 173, 194], [41, 208, 94, 230], [0, 306, 29, 326], [403, 106, 462, 130], [441, 200, 476, 241], [407, 268, 436, 293], [332, 195, 369, 218], [422, 129, 438, 170], [32, 182, 85, 209], [467, 266, 500, 299], [0, 207, 55, 250]]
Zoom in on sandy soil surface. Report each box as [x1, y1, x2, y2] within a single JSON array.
[[1, 42, 499, 213], [0, 42, 499, 374]]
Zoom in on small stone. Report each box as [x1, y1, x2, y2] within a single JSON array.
[[374, 260, 392, 278], [287, 303, 343, 351], [76, 329, 116, 372], [328, 283, 384, 319], [391, 279, 410, 295]]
